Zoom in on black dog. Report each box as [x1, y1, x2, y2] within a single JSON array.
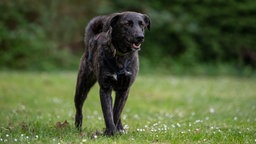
[[74, 11, 150, 136]]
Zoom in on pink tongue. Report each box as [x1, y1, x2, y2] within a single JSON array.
[[133, 43, 141, 49]]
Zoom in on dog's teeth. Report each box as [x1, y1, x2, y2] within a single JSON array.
[[133, 43, 141, 49]]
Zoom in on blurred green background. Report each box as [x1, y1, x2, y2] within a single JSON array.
[[1, 0, 256, 75]]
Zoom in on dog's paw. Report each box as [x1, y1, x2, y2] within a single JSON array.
[[117, 125, 128, 134], [104, 128, 117, 136], [118, 129, 127, 134], [75, 114, 83, 131]]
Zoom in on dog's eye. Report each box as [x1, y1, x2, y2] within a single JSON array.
[[138, 21, 145, 27], [125, 20, 133, 27], [138, 21, 143, 26]]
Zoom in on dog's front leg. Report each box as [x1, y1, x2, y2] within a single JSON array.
[[100, 88, 117, 136], [113, 89, 129, 133]]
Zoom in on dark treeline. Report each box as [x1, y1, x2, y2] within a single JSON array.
[[0, 0, 256, 74]]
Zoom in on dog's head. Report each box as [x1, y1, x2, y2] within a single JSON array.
[[105, 12, 151, 53]]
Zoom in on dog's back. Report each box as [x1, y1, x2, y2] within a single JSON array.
[[84, 16, 104, 49]]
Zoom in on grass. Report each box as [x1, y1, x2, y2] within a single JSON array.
[[0, 71, 255, 143]]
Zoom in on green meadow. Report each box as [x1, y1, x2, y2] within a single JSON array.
[[0, 72, 255, 143]]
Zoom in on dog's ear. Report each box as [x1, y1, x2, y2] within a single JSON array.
[[110, 14, 121, 28], [143, 14, 151, 31], [103, 14, 121, 32]]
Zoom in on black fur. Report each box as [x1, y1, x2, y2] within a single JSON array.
[[74, 11, 150, 136]]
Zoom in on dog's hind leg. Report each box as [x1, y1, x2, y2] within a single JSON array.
[[74, 58, 96, 130]]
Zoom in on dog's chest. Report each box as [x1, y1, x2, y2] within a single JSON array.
[[112, 73, 132, 91], [101, 56, 135, 90]]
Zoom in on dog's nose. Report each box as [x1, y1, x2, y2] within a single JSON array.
[[136, 36, 144, 42]]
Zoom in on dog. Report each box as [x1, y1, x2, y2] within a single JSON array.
[[74, 11, 150, 136]]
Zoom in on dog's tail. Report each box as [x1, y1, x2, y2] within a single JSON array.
[[84, 16, 107, 51]]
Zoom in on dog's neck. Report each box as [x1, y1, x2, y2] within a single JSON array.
[[110, 44, 129, 57]]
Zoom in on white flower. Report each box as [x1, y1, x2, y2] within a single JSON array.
[[123, 124, 129, 130], [194, 120, 203, 124], [133, 114, 139, 119], [122, 114, 127, 120], [137, 128, 145, 132], [153, 123, 158, 127], [209, 108, 215, 113]]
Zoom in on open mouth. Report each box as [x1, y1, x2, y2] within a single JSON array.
[[132, 43, 141, 50], [124, 38, 143, 51]]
